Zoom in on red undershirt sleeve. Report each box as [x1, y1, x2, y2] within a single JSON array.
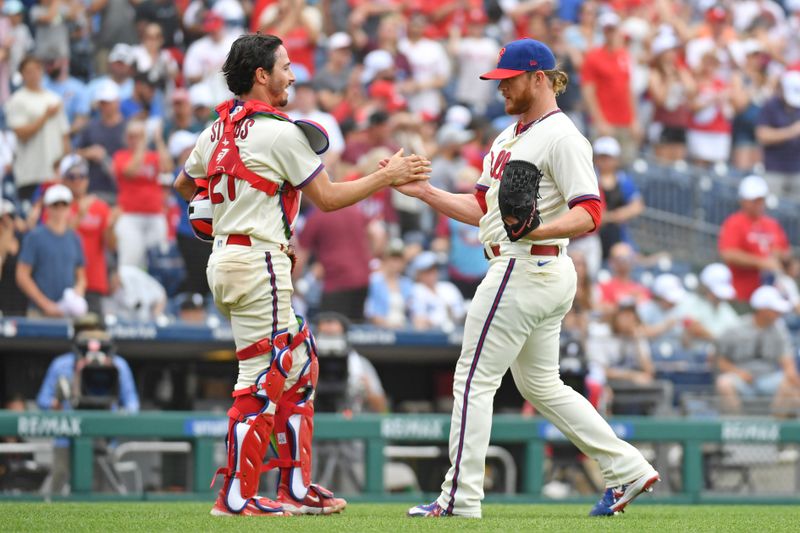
[[474, 185, 488, 214], [574, 197, 602, 231]]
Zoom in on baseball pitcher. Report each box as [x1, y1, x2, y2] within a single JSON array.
[[397, 38, 660, 518]]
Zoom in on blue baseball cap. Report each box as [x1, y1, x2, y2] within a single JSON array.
[[480, 38, 556, 80]]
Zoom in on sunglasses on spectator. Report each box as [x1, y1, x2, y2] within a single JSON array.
[[49, 201, 70, 208], [65, 172, 88, 180]]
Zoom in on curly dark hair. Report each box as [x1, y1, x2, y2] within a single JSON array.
[[222, 33, 283, 96]]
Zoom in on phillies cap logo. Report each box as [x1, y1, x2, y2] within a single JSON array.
[[480, 38, 556, 80]]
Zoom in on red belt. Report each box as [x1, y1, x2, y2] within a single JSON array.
[[484, 244, 560, 260], [226, 234, 251, 246]]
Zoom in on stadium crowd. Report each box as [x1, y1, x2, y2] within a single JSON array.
[[1, 0, 800, 417]]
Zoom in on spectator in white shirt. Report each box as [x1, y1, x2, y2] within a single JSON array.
[[4, 55, 69, 201], [637, 273, 688, 341], [398, 12, 451, 118], [183, 12, 238, 104], [448, 9, 501, 115], [409, 251, 465, 332], [682, 263, 740, 347], [288, 82, 345, 173], [109, 264, 167, 322], [130, 23, 178, 91], [88, 43, 135, 105]]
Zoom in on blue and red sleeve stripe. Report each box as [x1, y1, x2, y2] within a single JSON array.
[[295, 163, 325, 190], [569, 194, 602, 230]]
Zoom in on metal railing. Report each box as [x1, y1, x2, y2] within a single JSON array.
[[627, 158, 800, 264]]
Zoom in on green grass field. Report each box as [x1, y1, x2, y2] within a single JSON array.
[[2, 503, 800, 532]]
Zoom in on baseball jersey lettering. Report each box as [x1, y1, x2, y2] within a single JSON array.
[[209, 175, 223, 204], [489, 150, 512, 181], [227, 172, 237, 200], [234, 119, 255, 140], [208, 174, 238, 204], [210, 118, 256, 143]]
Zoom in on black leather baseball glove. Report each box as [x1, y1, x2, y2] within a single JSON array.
[[498, 159, 543, 241]]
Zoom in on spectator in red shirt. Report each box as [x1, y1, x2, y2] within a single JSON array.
[[647, 31, 696, 163], [580, 11, 640, 165], [296, 202, 373, 322], [112, 119, 173, 269], [250, 0, 278, 33], [719, 175, 790, 302], [60, 155, 117, 315], [686, 43, 733, 167], [409, 0, 483, 40], [258, 0, 319, 77], [597, 242, 650, 317], [501, 0, 555, 40]]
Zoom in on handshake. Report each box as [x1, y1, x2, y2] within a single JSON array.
[[378, 149, 431, 187], [376, 149, 432, 199]]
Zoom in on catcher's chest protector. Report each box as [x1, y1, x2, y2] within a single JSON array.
[[207, 100, 301, 232]]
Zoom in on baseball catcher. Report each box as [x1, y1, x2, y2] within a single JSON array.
[[173, 33, 430, 517]]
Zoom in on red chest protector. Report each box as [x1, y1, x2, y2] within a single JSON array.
[[207, 99, 302, 237]]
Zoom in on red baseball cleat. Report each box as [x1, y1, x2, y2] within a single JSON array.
[[277, 483, 347, 515], [210, 489, 289, 517]]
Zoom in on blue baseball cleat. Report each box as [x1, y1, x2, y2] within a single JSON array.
[[407, 501, 450, 517], [589, 470, 660, 517]]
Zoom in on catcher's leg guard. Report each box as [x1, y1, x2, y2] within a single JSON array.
[[210, 333, 295, 516], [273, 354, 317, 501], [271, 330, 346, 514], [272, 378, 314, 500], [210, 395, 286, 515]]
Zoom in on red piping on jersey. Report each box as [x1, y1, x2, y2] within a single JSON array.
[[515, 108, 562, 136], [573, 197, 602, 231], [296, 164, 324, 190], [568, 193, 601, 208]]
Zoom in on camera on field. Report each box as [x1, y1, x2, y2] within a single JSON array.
[[68, 330, 120, 410], [313, 313, 351, 413]]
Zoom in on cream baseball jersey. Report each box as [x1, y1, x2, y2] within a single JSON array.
[[476, 110, 599, 247], [184, 111, 323, 245]]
